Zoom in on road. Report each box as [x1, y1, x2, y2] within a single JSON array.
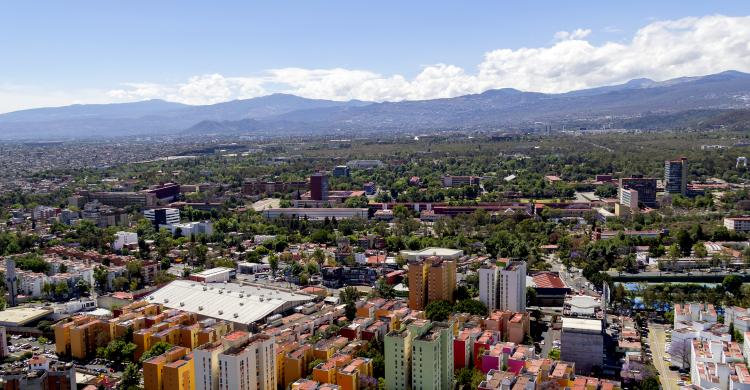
[[541, 326, 560, 358], [649, 323, 680, 390], [547, 255, 598, 296]]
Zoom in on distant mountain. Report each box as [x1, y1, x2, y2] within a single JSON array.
[[256, 70, 750, 130], [1, 71, 750, 139], [0, 99, 188, 123]]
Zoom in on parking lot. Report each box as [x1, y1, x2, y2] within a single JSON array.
[[1, 334, 56, 370]]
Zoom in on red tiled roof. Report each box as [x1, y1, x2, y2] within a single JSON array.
[[533, 272, 566, 289]]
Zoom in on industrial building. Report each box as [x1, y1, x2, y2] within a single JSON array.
[[145, 280, 315, 330]]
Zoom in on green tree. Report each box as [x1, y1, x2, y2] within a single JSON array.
[[119, 362, 142, 390], [453, 299, 488, 316], [93, 266, 109, 292], [374, 278, 395, 299], [723, 275, 743, 296], [75, 279, 91, 295], [140, 341, 172, 363], [269, 254, 279, 277], [97, 339, 137, 367], [693, 242, 708, 258], [425, 300, 452, 322], [54, 282, 69, 298]]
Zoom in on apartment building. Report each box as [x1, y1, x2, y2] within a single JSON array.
[[411, 321, 454, 390], [384, 319, 432, 390], [407, 256, 456, 310], [143, 345, 195, 390], [219, 333, 276, 390], [478, 261, 527, 313]]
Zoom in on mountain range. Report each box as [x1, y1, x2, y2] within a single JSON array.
[[2, 70, 750, 139]]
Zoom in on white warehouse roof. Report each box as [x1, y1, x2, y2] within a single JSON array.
[[146, 280, 314, 325]]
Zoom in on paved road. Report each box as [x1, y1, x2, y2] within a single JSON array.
[[649, 323, 680, 390]]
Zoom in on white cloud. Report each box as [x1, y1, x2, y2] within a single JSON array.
[[4, 14, 750, 113], [553, 28, 592, 41]]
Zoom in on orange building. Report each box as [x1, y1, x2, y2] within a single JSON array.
[[408, 256, 456, 310], [143, 346, 194, 390], [284, 344, 314, 388]]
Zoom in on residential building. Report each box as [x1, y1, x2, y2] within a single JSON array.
[[219, 334, 276, 390], [665, 157, 689, 195], [411, 321, 455, 390], [0, 361, 76, 390], [143, 345, 194, 390], [478, 261, 526, 313], [384, 319, 433, 390], [113, 231, 138, 251], [408, 256, 456, 310]]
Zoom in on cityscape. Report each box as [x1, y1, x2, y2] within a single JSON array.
[[2, 2, 750, 390]]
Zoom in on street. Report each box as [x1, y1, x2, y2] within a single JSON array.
[[649, 323, 680, 390]]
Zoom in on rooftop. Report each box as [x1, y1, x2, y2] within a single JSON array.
[[0, 306, 53, 326], [145, 280, 314, 324], [562, 317, 602, 332]]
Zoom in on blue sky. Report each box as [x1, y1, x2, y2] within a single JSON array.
[[1, 1, 750, 112]]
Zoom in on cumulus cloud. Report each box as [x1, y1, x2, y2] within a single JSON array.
[[4, 14, 750, 113], [553, 28, 592, 41], [106, 75, 267, 105]]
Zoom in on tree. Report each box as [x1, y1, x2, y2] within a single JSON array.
[[374, 278, 395, 299], [269, 254, 279, 277], [455, 368, 484, 389], [54, 282, 69, 299], [526, 287, 538, 306], [93, 266, 109, 292], [140, 341, 172, 363], [693, 242, 708, 258], [112, 276, 129, 292], [453, 299, 488, 316], [723, 275, 743, 296], [120, 362, 142, 390], [340, 286, 360, 320], [97, 339, 136, 367], [425, 300, 452, 322], [75, 279, 91, 296], [42, 282, 54, 298]]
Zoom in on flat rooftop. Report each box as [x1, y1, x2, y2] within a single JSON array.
[[400, 247, 463, 259], [0, 306, 53, 327], [562, 317, 602, 332], [193, 267, 233, 277], [145, 280, 314, 325]]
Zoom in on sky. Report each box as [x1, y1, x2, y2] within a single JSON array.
[[2, 1, 750, 113]]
